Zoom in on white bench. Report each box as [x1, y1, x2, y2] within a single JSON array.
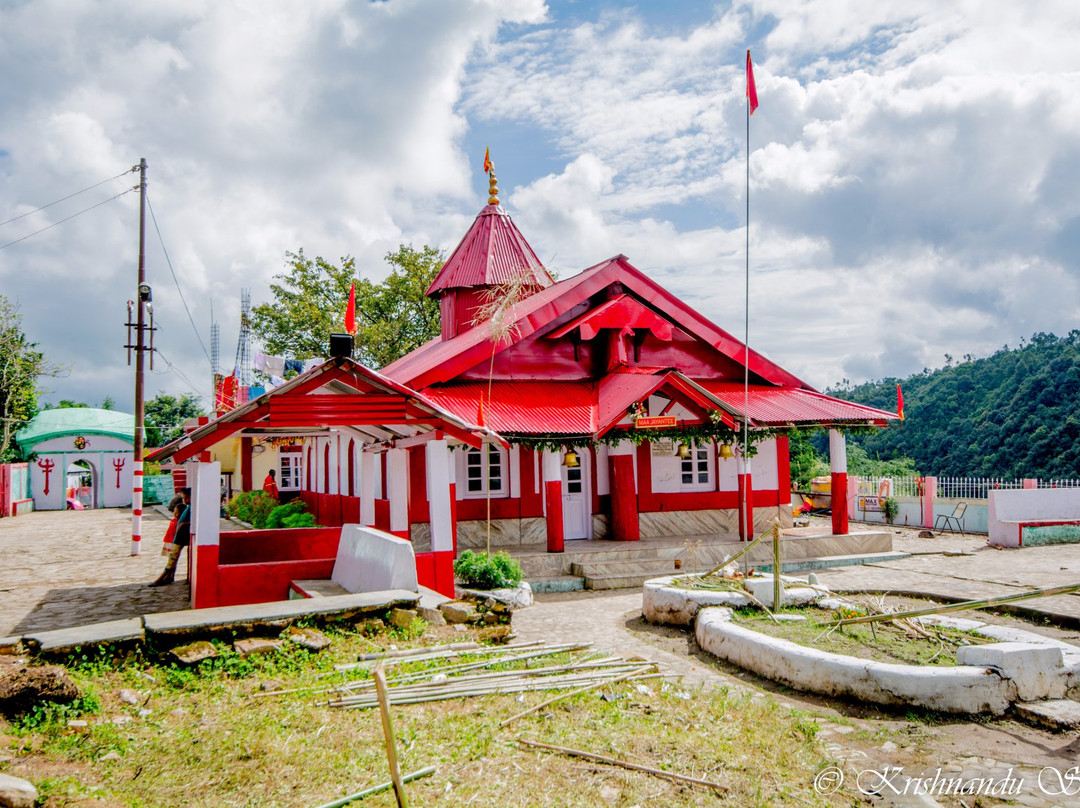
[[989, 489, 1080, 547]]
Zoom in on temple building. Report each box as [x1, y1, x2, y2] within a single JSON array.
[[381, 165, 896, 554], [149, 159, 896, 608]]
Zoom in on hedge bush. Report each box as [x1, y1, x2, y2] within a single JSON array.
[[227, 491, 277, 528], [453, 550, 524, 590], [265, 500, 308, 529]]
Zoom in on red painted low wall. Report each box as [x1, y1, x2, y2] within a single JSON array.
[[341, 495, 361, 524], [215, 558, 336, 607], [318, 493, 343, 526], [415, 550, 456, 598], [219, 527, 342, 565]]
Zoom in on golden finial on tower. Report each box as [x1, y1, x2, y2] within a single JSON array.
[[483, 147, 499, 205]]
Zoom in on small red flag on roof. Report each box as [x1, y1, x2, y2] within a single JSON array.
[[746, 50, 759, 115], [897, 383, 904, 421], [345, 282, 356, 335], [477, 395, 486, 427], [483, 147, 493, 175]]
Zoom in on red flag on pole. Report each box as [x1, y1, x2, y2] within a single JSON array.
[[897, 383, 905, 421], [483, 147, 493, 175], [345, 282, 356, 335], [746, 50, 759, 115]]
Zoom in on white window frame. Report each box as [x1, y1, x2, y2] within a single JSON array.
[[679, 440, 714, 492], [278, 452, 303, 492], [459, 444, 508, 499]]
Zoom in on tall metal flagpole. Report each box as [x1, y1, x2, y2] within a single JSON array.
[[743, 48, 760, 542], [132, 158, 147, 556]]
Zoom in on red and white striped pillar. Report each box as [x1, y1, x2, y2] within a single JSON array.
[[542, 450, 564, 553], [829, 429, 848, 535], [131, 459, 143, 555], [425, 439, 456, 597], [737, 455, 754, 540], [190, 460, 221, 609]]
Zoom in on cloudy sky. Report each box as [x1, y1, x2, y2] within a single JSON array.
[[2, 0, 1079, 411]]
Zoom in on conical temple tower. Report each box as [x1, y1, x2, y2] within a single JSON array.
[[426, 154, 555, 340]]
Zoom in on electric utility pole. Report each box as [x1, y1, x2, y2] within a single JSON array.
[[131, 158, 147, 555]]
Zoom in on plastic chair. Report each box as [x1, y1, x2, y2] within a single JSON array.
[[934, 502, 967, 535]]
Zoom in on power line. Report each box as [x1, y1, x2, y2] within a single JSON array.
[[0, 188, 136, 251], [152, 349, 211, 403], [0, 166, 138, 228], [145, 191, 212, 365]]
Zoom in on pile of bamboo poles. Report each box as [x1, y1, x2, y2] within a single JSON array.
[[316, 642, 659, 710]]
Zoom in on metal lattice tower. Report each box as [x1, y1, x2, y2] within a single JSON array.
[[233, 289, 254, 386], [210, 322, 220, 377]]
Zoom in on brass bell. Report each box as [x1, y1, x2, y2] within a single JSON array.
[[563, 449, 580, 468], [675, 443, 692, 460], [719, 443, 735, 459]]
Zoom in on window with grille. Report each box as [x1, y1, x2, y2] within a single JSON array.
[[278, 453, 303, 491], [680, 442, 713, 491], [462, 445, 507, 497]]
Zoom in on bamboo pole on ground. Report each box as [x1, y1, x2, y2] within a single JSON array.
[[518, 739, 727, 792], [329, 665, 660, 709], [700, 527, 771, 578], [829, 582, 1080, 627], [357, 642, 480, 661], [499, 665, 659, 727], [310, 767, 435, 808], [373, 665, 409, 808]]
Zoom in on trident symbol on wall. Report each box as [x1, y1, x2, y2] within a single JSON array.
[[37, 458, 55, 496], [113, 458, 126, 489]]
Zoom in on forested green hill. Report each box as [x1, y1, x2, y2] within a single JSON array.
[[829, 332, 1080, 479]]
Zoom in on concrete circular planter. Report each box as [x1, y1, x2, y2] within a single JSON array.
[[644, 576, 1080, 715]]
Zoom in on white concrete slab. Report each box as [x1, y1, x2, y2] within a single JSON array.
[[956, 642, 1066, 701], [143, 590, 418, 636], [24, 618, 145, 654], [332, 524, 418, 594]]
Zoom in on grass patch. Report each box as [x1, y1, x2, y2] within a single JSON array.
[[733, 603, 989, 667], [0, 621, 844, 807]]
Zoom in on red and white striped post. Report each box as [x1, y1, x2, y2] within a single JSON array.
[[542, 450, 564, 553], [829, 429, 848, 535]]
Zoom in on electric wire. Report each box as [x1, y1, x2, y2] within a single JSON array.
[[0, 166, 138, 228], [152, 348, 211, 404], [0, 188, 137, 251], [145, 191, 212, 365]]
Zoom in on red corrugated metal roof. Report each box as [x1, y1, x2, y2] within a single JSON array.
[[384, 255, 811, 393], [426, 204, 554, 295], [423, 381, 598, 434], [422, 371, 737, 437], [698, 383, 898, 425], [597, 373, 669, 430]]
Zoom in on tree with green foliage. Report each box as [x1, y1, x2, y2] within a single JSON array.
[[144, 393, 206, 448], [250, 245, 443, 369], [789, 430, 919, 489], [832, 331, 1080, 479], [0, 296, 59, 461]]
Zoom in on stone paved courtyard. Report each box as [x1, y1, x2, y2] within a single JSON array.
[[2, 509, 1080, 806], [1, 508, 198, 636]]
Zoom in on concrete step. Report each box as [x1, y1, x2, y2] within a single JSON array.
[[528, 575, 586, 594], [752, 551, 910, 573], [1013, 699, 1080, 731], [571, 558, 693, 578], [513, 543, 734, 577]]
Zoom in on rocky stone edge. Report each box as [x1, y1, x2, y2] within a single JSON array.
[[643, 575, 1080, 721]]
